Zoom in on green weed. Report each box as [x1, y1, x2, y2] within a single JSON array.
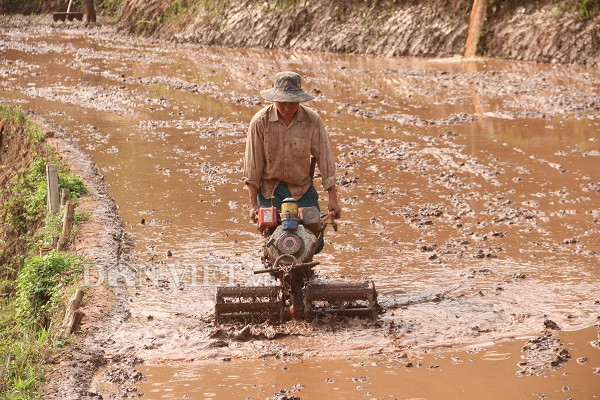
[[200, 0, 228, 19], [0, 300, 49, 400], [16, 252, 82, 328], [576, 0, 598, 20], [0, 104, 44, 144], [96, 0, 126, 17]]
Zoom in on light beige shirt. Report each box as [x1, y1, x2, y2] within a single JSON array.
[[243, 104, 336, 199]]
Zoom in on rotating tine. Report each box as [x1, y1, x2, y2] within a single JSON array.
[[215, 286, 283, 324], [303, 281, 377, 320]]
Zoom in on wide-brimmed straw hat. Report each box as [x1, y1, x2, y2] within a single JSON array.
[[260, 71, 314, 102]]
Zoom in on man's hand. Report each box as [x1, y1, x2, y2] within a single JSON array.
[[327, 185, 341, 219], [249, 206, 259, 223], [247, 184, 260, 223], [328, 201, 341, 219]]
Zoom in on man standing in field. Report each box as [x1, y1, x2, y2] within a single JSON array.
[[243, 71, 340, 253]]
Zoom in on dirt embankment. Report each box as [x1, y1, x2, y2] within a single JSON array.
[[0, 105, 131, 397], [2, 112, 133, 399], [118, 0, 600, 67], [0, 0, 123, 17], [42, 119, 134, 400], [0, 0, 67, 14]]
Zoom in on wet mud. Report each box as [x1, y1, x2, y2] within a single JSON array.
[[1, 16, 599, 399], [106, 327, 600, 400]]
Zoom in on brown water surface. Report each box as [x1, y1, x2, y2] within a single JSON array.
[[1, 19, 599, 399], [124, 328, 600, 399]]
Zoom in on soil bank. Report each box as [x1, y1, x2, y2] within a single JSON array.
[[119, 0, 600, 67], [0, 102, 131, 398], [40, 116, 133, 400]]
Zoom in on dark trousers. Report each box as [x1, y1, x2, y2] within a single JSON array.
[[257, 181, 325, 254]]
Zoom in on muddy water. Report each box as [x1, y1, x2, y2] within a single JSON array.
[[1, 18, 599, 399], [118, 328, 600, 399]]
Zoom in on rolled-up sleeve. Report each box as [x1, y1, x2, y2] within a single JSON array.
[[312, 116, 336, 191], [243, 115, 264, 190]]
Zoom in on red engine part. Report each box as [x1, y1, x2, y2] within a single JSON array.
[[258, 206, 278, 229]]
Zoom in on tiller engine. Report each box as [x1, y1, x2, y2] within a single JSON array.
[[215, 198, 378, 324]]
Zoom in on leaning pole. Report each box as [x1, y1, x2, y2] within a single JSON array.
[[464, 0, 487, 58]]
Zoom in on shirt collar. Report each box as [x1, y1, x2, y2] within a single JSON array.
[[268, 104, 306, 123]]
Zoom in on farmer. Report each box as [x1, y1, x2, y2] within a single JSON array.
[[243, 71, 340, 253]]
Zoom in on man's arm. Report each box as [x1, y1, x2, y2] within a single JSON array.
[[243, 111, 266, 222], [311, 114, 341, 219]]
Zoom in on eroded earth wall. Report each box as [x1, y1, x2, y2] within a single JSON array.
[[118, 0, 600, 67]]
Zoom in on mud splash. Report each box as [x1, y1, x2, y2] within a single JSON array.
[[1, 16, 599, 399]]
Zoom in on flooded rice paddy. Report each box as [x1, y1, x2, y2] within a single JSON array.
[[1, 18, 599, 399]]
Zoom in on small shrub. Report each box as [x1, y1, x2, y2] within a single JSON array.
[[15, 252, 82, 328], [0, 104, 45, 144], [39, 212, 63, 245], [58, 170, 87, 199]]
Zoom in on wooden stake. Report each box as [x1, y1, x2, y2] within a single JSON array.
[[46, 165, 59, 214], [39, 247, 52, 256], [57, 201, 75, 251], [69, 311, 85, 334], [84, 0, 96, 23], [60, 188, 71, 206], [0, 120, 4, 150], [464, 0, 487, 58], [62, 289, 86, 335]]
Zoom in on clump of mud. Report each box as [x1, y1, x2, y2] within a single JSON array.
[[209, 321, 316, 343], [517, 320, 572, 376], [266, 384, 304, 400], [90, 357, 144, 399]]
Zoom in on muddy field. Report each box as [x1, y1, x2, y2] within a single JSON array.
[[1, 16, 599, 400]]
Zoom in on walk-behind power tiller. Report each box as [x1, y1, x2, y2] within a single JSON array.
[[215, 197, 378, 324]]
